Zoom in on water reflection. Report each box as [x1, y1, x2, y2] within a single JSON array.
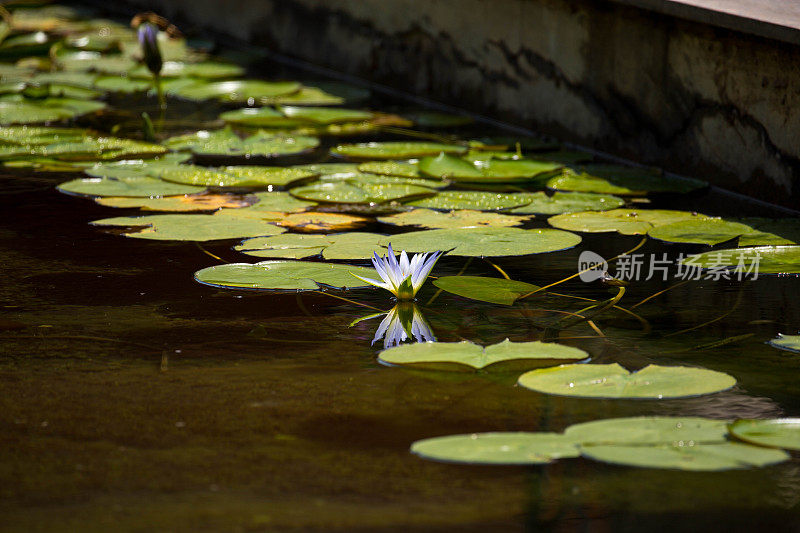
[[361, 302, 436, 349]]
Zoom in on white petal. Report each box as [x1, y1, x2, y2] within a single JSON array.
[[412, 251, 442, 290], [399, 250, 410, 275], [350, 272, 393, 292]]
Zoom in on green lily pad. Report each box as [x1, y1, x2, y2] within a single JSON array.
[[406, 111, 474, 128], [564, 416, 730, 445], [648, 219, 754, 245], [683, 246, 800, 274], [55, 50, 136, 74], [171, 79, 301, 104], [331, 141, 467, 160], [218, 107, 303, 128], [83, 154, 191, 179], [289, 180, 435, 205], [738, 218, 800, 246], [378, 209, 532, 229], [548, 209, 709, 235], [228, 192, 316, 214], [155, 165, 316, 188], [580, 442, 788, 471], [419, 153, 562, 182], [379, 339, 588, 370], [294, 163, 361, 175], [0, 125, 88, 145], [547, 166, 707, 195], [409, 191, 530, 211], [58, 176, 204, 198], [95, 193, 255, 212], [235, 232, 385, 260], [508, 192, 625, 215], [92, 76, 152, 93], [768, 334, 800, 353], [130, 60, 244, 79], [91, 211, 286, 241], [164, 128, 319, 159], [0, 95, 106, 125], [517, 363, 736, 399], [357, 161, 420, 178], [729, 419, 800, 451], [194, 260, 379, 291], [410, 432, 580, 465], [388, 227, 581, 257], [432, 276, 538, 305], [261, 86, 345, 106], [25, 137, 167, 162], [279, 106, 373, 124]]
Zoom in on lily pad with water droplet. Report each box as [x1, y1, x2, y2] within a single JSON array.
[[379, 339, 588, 370], [155, 165, 316, 188], [517, 363, 736, 399], [194, 260, 379, 291], [92, 76, 151, 93], [129, 61, 244, 79], [279, 106, 374, 124], [648, 219, 754, 245], [387, 227, 582, 257], [294, 163, 361, 175], [265, 211, 369, 233], [548, 209, 709, 235], [0, 95, 106, 125], [0, 125, 89, 145], [729, 418, 800, 451], [547, 166, 707, 195], [419, 153, 562, 183], [580, 442, 788, 471], [331, 141, 467, 160], [83, 154, 191, 179], [410, 432, 580, 465], [357, 161, 420, 178], [218, 107, 303, 128], [91, 211, 286, 241], [564, 416, 730, 445], [378, 209, 532, 229], [683, 246, 800, 274], [409, 191, 531, 211], [236, 232, 386, 260], [767, 334, 800, 353], [54, 50, 137, 74], [289, 180, 435, 205], [95, 193, 255, 212], [164, 128, 320, 159], [58, 176, 204, 198], [508, 192, 625, 215], [432, 276, 539, 305], [170, 79, 302, 104]]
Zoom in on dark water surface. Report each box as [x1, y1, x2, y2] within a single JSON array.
[[2, 7, 800, 533]]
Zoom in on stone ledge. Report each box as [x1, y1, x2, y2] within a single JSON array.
[[610, 0, 800, 45]]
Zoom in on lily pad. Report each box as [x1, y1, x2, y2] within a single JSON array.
[[768, 334, 800, 353], [331, 141, 467, 160], [0, 95, 106, 125], [55, 50, 136, 74], [171, 79, 301, 103], [83, 154, 191, 179], [508, 192, 624, 215], [289, 180, 435, 205], [683, 246, 800, 274], [580, 442, 788, 471], [294, 163, 361, 175], [729, 419, 800, 451], [410, 432, 580, 465], [218, 107, 303, 128], [58, 176, 204, 198], [386, 227, 582, 257], [547, 166, 707, 195], [280, 106, 373, 124], [357, 161, 420, 178], [406, 111, 474, 128], [93, 76, 151, 93], [738, 218, 800, 246], [130, 60, 244, 79], [379, 339, 587, 370], [419, 153, 562, 182], [548, 209, 708, 235], [164, 128, 319, 159], [432, 276, 538, 305], [648, 219, 754, 245], [564, 416, 730, 445], [378, 209, 531, 229], [409, 191, 530, 211], [95, 193, 254, 212], [265, 211, 369, 232], [194, 260, 379, 291], [91, 211, 286, 241], [517, 363, 736, 399], [235, 232, 386, 260], [155, 165, 316, 188]]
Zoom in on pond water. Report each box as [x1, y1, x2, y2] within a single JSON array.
[[2, 4, 800, 532]]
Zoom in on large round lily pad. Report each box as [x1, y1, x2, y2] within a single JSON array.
[[95, 193, 254, 212], [432, 276, 538, 305], [508, 192, 624, 215], [230, 192, 316, 214], [58, 176, 204, 198], [683, 246, 800, 274], [0, 95, 106, 125], [91, 211, 286, 241], [517, 363, 736, 399], [171, 80, 301, 103], [387, 227, 582, 257], [164, 128, 319, 159], [379, 339, 588, 370], [378, 209, 531, 229], [547, 166, 707, 195], [649, 219, 754, 245], [548, 209, 708, 235], [289, 180, 435, 205], [564, 416, 730, 445], [409, 191, 531, 211], [235, 232, 386, 260], [331, 141, 467, 160], [768, 334, 800, 353], [410, 432, 580, 465], [155, 165, 316, 188], [358, 161, 420, 178], [419, 153, 562, 182], [580, 442, 788, 471], [737, 218, 800, 247], [729, 419, 800, 451], [194, 260, 379, 291]]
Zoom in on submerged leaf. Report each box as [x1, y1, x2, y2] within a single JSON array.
[[432, 276, 538, 305], [729, 419, 800, 451]]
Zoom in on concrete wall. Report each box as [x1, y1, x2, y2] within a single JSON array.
[[130, 0, 800, 208]]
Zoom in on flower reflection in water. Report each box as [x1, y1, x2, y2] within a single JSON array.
[[360, 302, 436, 349]]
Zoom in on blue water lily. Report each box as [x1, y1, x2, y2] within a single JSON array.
[[352, 244, 442, 300], [372, 303, 436, 349]]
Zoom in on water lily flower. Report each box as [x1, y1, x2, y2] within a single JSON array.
[[372, 303, 436, 349], [137, 22, 162, 76], [352, 244, 442, 300]]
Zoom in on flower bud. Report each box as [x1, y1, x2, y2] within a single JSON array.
[[137, 22, 162, 76]]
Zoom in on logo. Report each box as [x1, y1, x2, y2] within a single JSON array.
[[578, 250, 608, 282]]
